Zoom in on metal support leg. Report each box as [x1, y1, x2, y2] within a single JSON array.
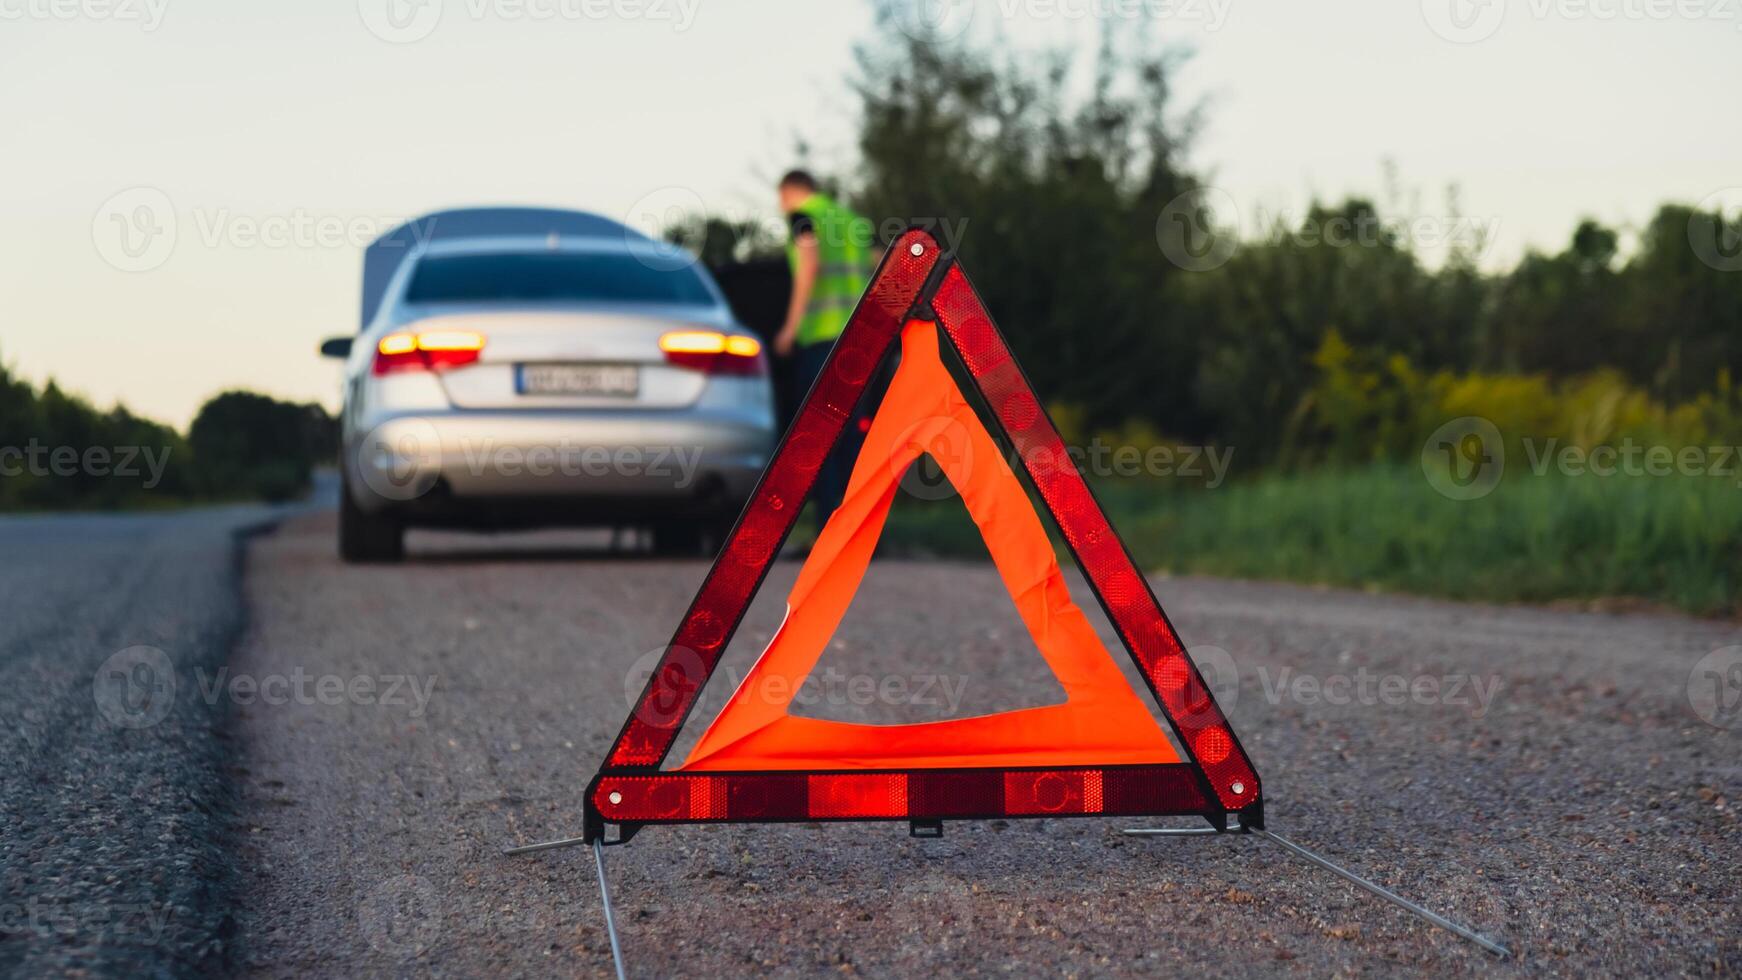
[[594, 839, 628, 980], [1120, 827, 1222, 837], [1251, 829, 1510, 958], [503, 834, 590, 856]]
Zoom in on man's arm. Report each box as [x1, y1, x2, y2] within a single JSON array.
[[776, 232, 819, 357]]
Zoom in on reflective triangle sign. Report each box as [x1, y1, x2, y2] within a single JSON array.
[[585, 228, 1259, 841]]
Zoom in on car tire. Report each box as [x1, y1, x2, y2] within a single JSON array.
[[339, 480, 405, 563]]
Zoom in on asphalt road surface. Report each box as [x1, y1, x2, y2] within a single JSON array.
[[223, 513, 1738, 977], [0, 505, 284, 975]]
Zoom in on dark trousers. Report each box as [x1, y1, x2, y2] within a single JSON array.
[[788, 339, 864, 530]]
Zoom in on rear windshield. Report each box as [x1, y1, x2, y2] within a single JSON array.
[[404, 252, 715, 306]]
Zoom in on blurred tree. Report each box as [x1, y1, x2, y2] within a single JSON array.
[[848, 7, 1208, 435], [187, 391, 333, 502], [1485, 219, 1624, 378], [0, 354, 192, 508], [1617, 204, 1742, 400], [1184, 198, 1486, 462]]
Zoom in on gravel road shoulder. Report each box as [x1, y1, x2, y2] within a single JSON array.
[[232, 513, 1738, 976]]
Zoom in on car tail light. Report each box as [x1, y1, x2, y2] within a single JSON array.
[[373, 330, 485, 375], [660, 330, 765, 376]]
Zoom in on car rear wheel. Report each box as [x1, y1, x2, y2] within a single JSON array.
[[339, 481, 405, 563]]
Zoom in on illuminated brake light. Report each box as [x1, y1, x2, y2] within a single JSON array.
[[660, 330, 764, 376], [416, 330, 485, 352], [373, 330, 486, 375], [378, 333, 418, 356]]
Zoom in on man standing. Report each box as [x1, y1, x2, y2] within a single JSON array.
[[774, 170, 875, 528]]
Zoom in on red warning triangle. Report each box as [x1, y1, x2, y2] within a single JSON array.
[[586, 230, 1259, 839]]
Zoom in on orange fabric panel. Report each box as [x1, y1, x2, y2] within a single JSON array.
[[680, 320, 1178, 771]]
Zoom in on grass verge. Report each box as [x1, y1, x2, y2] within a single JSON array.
[[877, 465, 1742, 617]]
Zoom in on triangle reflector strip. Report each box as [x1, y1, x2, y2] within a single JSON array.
[[586, 229, 1259, 840]]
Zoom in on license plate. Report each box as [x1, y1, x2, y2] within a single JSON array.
[[517, 363, 640, 397]]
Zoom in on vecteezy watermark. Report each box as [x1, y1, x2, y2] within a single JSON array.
[[1522, 438, 1742, 485], [621, 185, 972, 272], [623, 646, 969, 726], [1419, 0, 1507, 42], [94, 646, 178, 729], [1188, 645, 1503, 717], [894, 423, 1235, 502], [185, 208, 427, 252], [1156, 187, 1240, 272], [1425, 417, 1742, 497], [0, 0, 169, 30], [357, 0, 701, 44], [0, 441, 172, 489], [92, 187, 176, 273], [1258, 666, 1504, 717], [1687, 645, 1742, 730], [459, 441, 705, 487], [357, 874, 443, 960], [1690, 188, 1742, 273], [992, 0, 1233, 30], [887, 0, 976, 41], [889, 0, 1234, 42], [356, 418, 443, 502], [354, 421, 712, 503], [1422, 416, 1505, 501], [1423, 0, 1742, 43], [1158, 188, 1499, 272], [728, 665, 969, 716], [93, 649, 438, 729], [92, 188, 436, 273], [195, 667, 438, 718], [0, 899, 173, 946]]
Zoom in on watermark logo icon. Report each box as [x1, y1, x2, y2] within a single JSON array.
[[891, 0, 976, 43], [357, 874, 443, 959], [93, 645, 176, 729], [624, 645, 708, 727], [356, 418, 443, 501], [893, 416, 974, 502], [93, 188, 176, 273], [1687, 645, 1742, 730], [1422, 416, 1504, 500], [358, 0, 443, 43], [1157, 187, 1239, 272], [623, 186, 709, 272], [1191, 644, 1240, 711], [1422, 0, 1505, 42], [1689, 188, 1742, 273]]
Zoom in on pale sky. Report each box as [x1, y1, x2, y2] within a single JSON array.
[[3, 0, 1738, 427]]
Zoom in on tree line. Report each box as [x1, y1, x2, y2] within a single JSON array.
[[707, 8, 1742, 468], [0, 360, 335, 510]]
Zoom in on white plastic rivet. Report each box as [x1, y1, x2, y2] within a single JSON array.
[[608, 791, 623, 805], [910, 242, 924, 256], [1231, 781, 1245, 795]]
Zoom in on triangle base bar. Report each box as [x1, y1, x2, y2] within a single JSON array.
[[588, 763, 1226, 830]]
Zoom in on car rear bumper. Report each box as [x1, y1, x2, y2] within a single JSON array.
[[346, 410, 774, 520]]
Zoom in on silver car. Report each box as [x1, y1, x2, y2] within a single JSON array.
[[321, 208, 776, 562]]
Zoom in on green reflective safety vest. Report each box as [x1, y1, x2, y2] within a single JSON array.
[[786, 193, 875, 348]]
